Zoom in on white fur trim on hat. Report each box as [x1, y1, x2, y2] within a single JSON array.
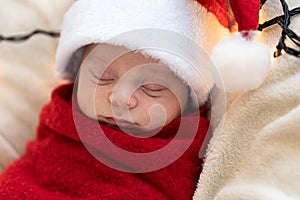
[[55, 0, 229, 105]]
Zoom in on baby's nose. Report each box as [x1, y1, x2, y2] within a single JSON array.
[[108, 90, 138, 109]]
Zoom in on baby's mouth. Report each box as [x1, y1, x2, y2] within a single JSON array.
[[100, 116, 159, 137], [98, 116, 150, 136], [104, 117, 137, 128]]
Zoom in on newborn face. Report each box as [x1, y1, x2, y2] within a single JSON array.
[[77, 43, 189, 134]]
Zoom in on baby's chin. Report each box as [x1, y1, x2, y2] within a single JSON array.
[[121, 126, 164, 138]]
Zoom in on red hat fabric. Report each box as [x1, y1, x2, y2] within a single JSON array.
[[196, 0, 229, 28], [198, 0, 261, 31]]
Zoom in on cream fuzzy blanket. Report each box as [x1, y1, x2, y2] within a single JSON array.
[[194, 0, 300, 199], [0, 0, 72, 172], [1, 1, 300, 199]]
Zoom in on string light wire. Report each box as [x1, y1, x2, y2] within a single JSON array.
[[0, 0, 299, 58], [259, 0, 300, 58], [0, 29, 60, 43]]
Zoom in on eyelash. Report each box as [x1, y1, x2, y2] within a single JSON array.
[[89, 71, 164, 98], [90, 70, 114, 86], [141, 86, 163, 98]]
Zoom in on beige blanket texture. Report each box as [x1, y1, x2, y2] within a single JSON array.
[[194, 0, 300, 199], [0, 0, 72, 172], [1, 1, 299, 199]]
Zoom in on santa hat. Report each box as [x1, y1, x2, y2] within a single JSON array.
[[55, 0, 270, 105]]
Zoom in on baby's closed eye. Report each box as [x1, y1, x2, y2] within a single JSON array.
[[90, 70, 115, 85], [142, 83, 166, 91], [141, 83, 167, 98]]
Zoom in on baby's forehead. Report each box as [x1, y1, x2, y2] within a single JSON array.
[[81, 43, 187, 86], [83, 43, 174, 74], [83, 43, 160, 65]]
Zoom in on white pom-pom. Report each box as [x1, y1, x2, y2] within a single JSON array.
[[210, 31, 271, 93]]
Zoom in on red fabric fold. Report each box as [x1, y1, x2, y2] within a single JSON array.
[[0, 84, 209, 200], [229, 0, 260, 31], [197, 0, 229, 28]]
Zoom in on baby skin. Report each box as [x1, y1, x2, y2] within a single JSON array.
[[76, 43, 190, 134]]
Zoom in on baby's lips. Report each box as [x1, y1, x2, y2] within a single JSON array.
[[105, 117, 136, 128]]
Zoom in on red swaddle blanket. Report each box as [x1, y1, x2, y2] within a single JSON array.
[[0, 84, 209, 199]]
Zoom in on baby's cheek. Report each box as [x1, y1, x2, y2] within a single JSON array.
[[136, 106, 151, 125], [167, 105, 181, 121], [77, 90, 93, 117], [148, 102, 175, 125], [94, 92, 109, 113]]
